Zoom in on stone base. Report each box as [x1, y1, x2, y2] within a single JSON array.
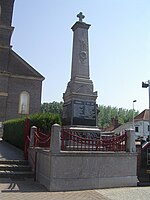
[[64, 125, 100, 131], [63, 125, 101, 138], [49, 176, 138, 192], [28, 125, 138, 192], [29, 148, 138, 192]]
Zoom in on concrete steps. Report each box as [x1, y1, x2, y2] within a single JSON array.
[[0, 160, 34, 178]]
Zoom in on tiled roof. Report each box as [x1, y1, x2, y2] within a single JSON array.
[[134, 109, 149, 121], [113, 109, 149, 134], [113, 121, 133, 133]]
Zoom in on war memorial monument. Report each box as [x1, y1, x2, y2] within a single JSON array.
[[28, 12, 138, 192], [62, 12, 99, 135]]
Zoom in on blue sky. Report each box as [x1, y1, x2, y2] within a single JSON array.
[[12, 0, 150, 112]]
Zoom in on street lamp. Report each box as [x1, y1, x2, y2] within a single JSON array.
[[142, 80, 150, 141], [132, 100, 137, 130]]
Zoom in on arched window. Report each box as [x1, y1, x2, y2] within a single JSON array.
[[18, 91, 30, 115]]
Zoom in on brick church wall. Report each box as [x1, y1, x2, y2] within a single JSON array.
[[5, 77, 42, 120], [0, 0, 44, 122]]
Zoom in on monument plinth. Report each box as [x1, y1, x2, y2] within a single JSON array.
[[62, 12, 98, 128]]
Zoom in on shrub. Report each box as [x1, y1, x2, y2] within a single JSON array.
[[29, 113, 61, 132], [3, 118, 24, 150], [3, 113, 61, 150]]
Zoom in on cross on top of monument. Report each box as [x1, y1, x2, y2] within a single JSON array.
[[77, 12, 85, 22]]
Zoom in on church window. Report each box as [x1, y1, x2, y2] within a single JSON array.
[[18, 91, 30, 115]]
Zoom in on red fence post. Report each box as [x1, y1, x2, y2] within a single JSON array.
[[24, 118, 30, 160]]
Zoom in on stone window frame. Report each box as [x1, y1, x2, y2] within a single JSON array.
[[18, 91, 30, 115]]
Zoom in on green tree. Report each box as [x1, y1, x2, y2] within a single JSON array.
[[97, 105, 139, 129], [41, 102, 139, 130], [41, 101, 63, 117]]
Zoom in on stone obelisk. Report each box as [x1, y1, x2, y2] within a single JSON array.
[[62, 12, 98, 127]]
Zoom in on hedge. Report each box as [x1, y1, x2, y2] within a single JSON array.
[[3, 113, 61, 150]]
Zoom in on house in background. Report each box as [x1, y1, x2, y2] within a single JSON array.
[[0, 0, 44, 122], [102, 117, 120, 132], [134, 109, 149, 140], [114, 109, 150, 140]]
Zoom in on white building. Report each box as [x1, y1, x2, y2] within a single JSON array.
[[134, 109, 149, 140], [114, 109, 149, 140]]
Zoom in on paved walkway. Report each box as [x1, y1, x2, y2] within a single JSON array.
[[0, 138, 150, 199], [0, 139, 24, 160]]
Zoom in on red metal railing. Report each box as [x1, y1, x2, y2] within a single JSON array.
[[99, 134, 126, 151], [61, 128, 127, 152], [34, 129, 51, 148], [24, 120, 51, 181]]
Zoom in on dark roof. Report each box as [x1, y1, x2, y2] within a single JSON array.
[[7, 50, 45, 80], [134, 109, 149, 121]]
